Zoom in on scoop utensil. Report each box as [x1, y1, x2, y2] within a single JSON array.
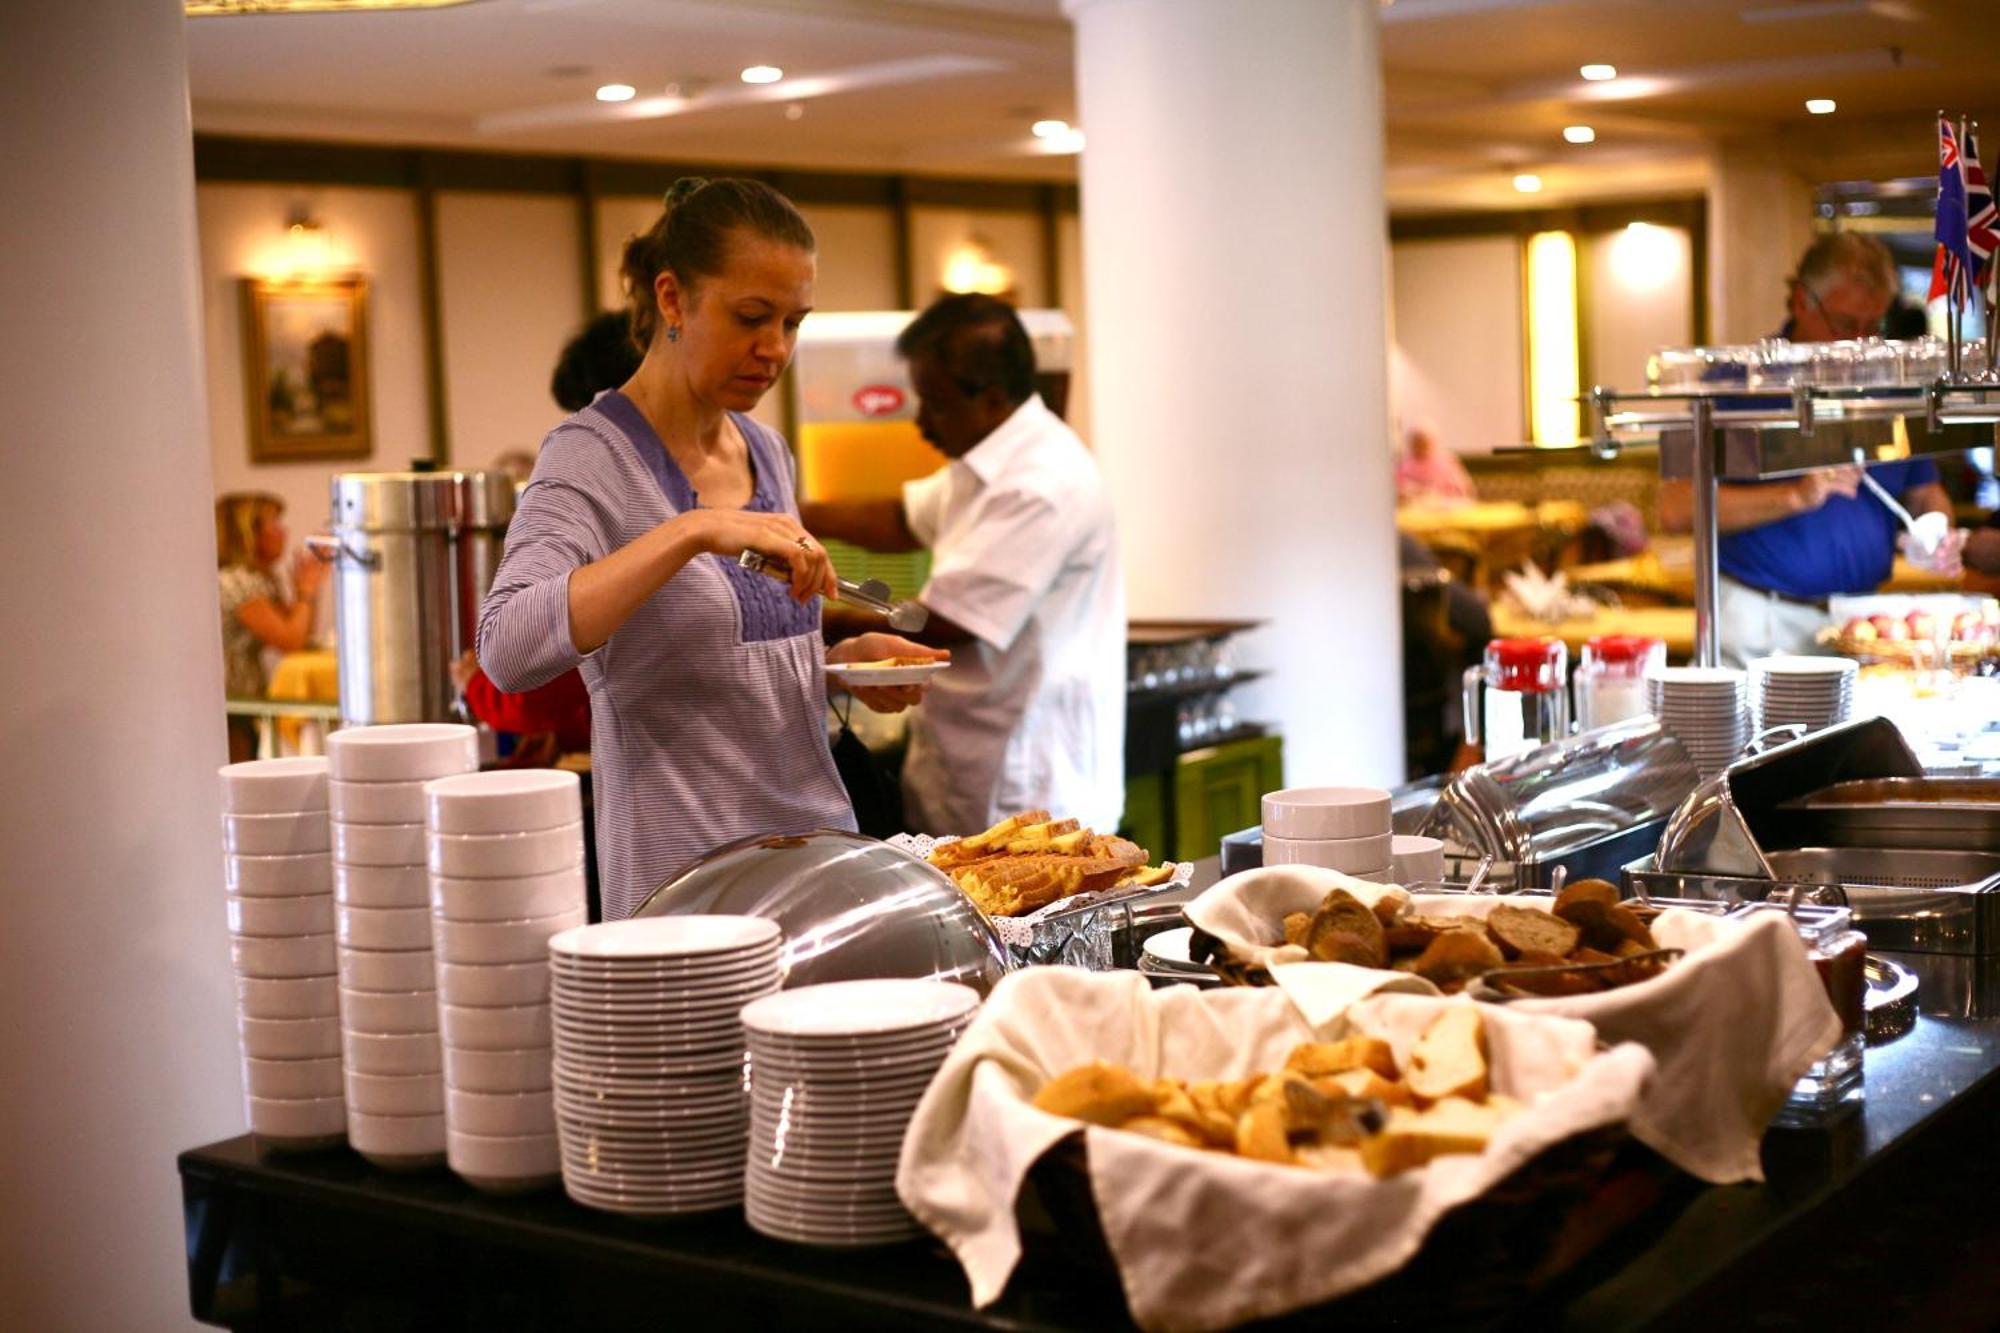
[[1852, 454, 1949, 559], [737, 551, 930, 632]]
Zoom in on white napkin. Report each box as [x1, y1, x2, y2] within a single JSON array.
[[1182, 864, 1409, 969], [1502, 559, 1600, 622], [1187, 871, 1843, 1183], [897, 968, 1655, 1333]]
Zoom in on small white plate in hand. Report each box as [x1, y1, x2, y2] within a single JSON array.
[[826, 660, 950, 687]]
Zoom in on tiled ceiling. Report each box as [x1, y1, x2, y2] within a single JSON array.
[[184, 0, 2000, 207]]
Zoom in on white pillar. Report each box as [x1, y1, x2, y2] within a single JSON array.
[[1065, 0, 1404, 785], [0, 2, 241, 1327], [1708, 137, 1817, 344]]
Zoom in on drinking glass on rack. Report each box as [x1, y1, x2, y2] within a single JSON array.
[[1807, 340, 1864, 386], [1751, 338, 1809, 390], [1648, 347, 1706, 391], [1855, 338, 1900, 386], [1898, 334, 1947, 383]]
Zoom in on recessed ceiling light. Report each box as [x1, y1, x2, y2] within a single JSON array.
[[595, 83, 635, 103], [1806, 98, 1837, 115], [1580, 64, 1617, 82], [1514, 173, 1544, 193], [784, 102, 805, 121], [1563, 125, 1596, 144], [741, 65, 783, 85], [1032, 119, 1071, 139]]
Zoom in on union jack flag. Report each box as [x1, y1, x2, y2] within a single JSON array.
[[1929, 114, 1974, 306], [1965, 124, 1998, 295]]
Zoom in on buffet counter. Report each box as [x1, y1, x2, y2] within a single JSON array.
[[179, 912, 2000, 1332]]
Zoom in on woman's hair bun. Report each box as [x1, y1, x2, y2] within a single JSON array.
[[663, 177, 709, 210]]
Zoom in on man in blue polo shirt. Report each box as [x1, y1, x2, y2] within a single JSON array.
[[1661, 233, 1959, 666]]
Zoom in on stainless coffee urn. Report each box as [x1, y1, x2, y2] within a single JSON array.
[[313, 470, 515, 725]]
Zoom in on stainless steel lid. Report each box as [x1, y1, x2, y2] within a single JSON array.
[[632, 829, 1009, 995], [330, 470, 514, 532]]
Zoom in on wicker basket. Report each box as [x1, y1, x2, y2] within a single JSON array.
[[1016, 1127, 1673, 1329]]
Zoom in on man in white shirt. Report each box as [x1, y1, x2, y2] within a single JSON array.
[[805, 295, 1126, 835]]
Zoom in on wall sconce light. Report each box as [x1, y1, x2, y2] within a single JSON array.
[[282, 207, 332, 278], [942, 238, 1014, 296]]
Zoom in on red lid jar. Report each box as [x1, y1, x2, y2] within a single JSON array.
[[1581, 635, 1665, 679], [1483, 637, 1567, 694]]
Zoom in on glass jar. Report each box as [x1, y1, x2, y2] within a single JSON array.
[[1734, 901, 1866, 1126], [1463, 638, 1570, 763], [1575, 634, 1665, 732]]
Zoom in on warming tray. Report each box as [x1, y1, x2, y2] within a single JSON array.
[[1773, 778, 2000, 851]]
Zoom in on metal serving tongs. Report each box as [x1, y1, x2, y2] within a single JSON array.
[[737, 550, 930, 633]]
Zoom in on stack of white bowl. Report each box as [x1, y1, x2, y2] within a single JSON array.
[[1751, 656, 1857, 735], [327, 723, 477, 1170], [426, 769, 587, 1193], [1391, 834, 1447, 885], [1645, 666, 1752, 778], [222, 757, 345, 1151], [741, 978, 978, 1247], [550, 917, 783, 1217], [1259, 786, 1394, 879]]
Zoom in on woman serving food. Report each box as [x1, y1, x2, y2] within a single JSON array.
[[479, 177, 943, 919]]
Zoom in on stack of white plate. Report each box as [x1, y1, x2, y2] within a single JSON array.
[[549, 916, 783, 1216], [327, 723, 477, 1170], [221, 757, 344, 1151], [426, 769, 586, 1193], [1645, 666, 1752, 778], [1751, 656, 1857, 735], [1391, 834, 1446, 884], [1259, 786, 1394, 879], [741, 978, 978, 1247]]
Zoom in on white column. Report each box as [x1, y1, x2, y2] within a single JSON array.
[[1708, 137, 1817, 344], [0, 2, 241, 1327], [1065, 0, 1404, 785]]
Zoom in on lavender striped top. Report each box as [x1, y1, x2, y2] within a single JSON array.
[[477, 392, 854, 920]]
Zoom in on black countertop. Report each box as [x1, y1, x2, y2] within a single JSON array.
[[181, 1008, 2000, 1331]]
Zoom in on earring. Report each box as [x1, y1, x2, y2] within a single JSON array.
[[666, 325, 681, 344]]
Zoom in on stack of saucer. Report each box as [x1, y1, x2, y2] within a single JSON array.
[[221, 757, 343, 1151], [426, 770, 586, 1193], [327, 723, 477, 1170], [550, 917, 783, 1216], [741, 978, 978, 1247], [1645, 666, 1752, 778], [1751, 656, 1857, 735], [1259, 787, 1394, 879]]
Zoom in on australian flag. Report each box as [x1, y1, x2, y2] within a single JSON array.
[[1928, 114, 1975, 306]]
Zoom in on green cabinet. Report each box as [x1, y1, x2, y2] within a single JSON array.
[[1125, 733, 1282, 864]]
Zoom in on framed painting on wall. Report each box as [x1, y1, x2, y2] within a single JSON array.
[[240, 276, 371, 462]]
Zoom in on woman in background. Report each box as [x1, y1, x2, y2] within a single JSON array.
[[216, 491, 325, 761]]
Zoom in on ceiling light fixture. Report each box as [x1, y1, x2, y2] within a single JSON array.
[[1580, 64, 1617, 82], [1563, 125, 1596, 144], [1806, 98, 1837, 115], [595, 83, 636, 103], [1514, 173, 1544, 193], [784, 103, 805, 121], [1031, 119, 1070, 139], [741, 65, 784, 85]]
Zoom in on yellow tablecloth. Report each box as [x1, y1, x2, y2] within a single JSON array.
[[1396, 500, 1589, 539], [1490, 605, 1698, 659], [1567, 549, 1967, 600]]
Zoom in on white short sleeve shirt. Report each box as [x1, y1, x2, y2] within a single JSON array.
[[898, 395, 1127, 836]]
